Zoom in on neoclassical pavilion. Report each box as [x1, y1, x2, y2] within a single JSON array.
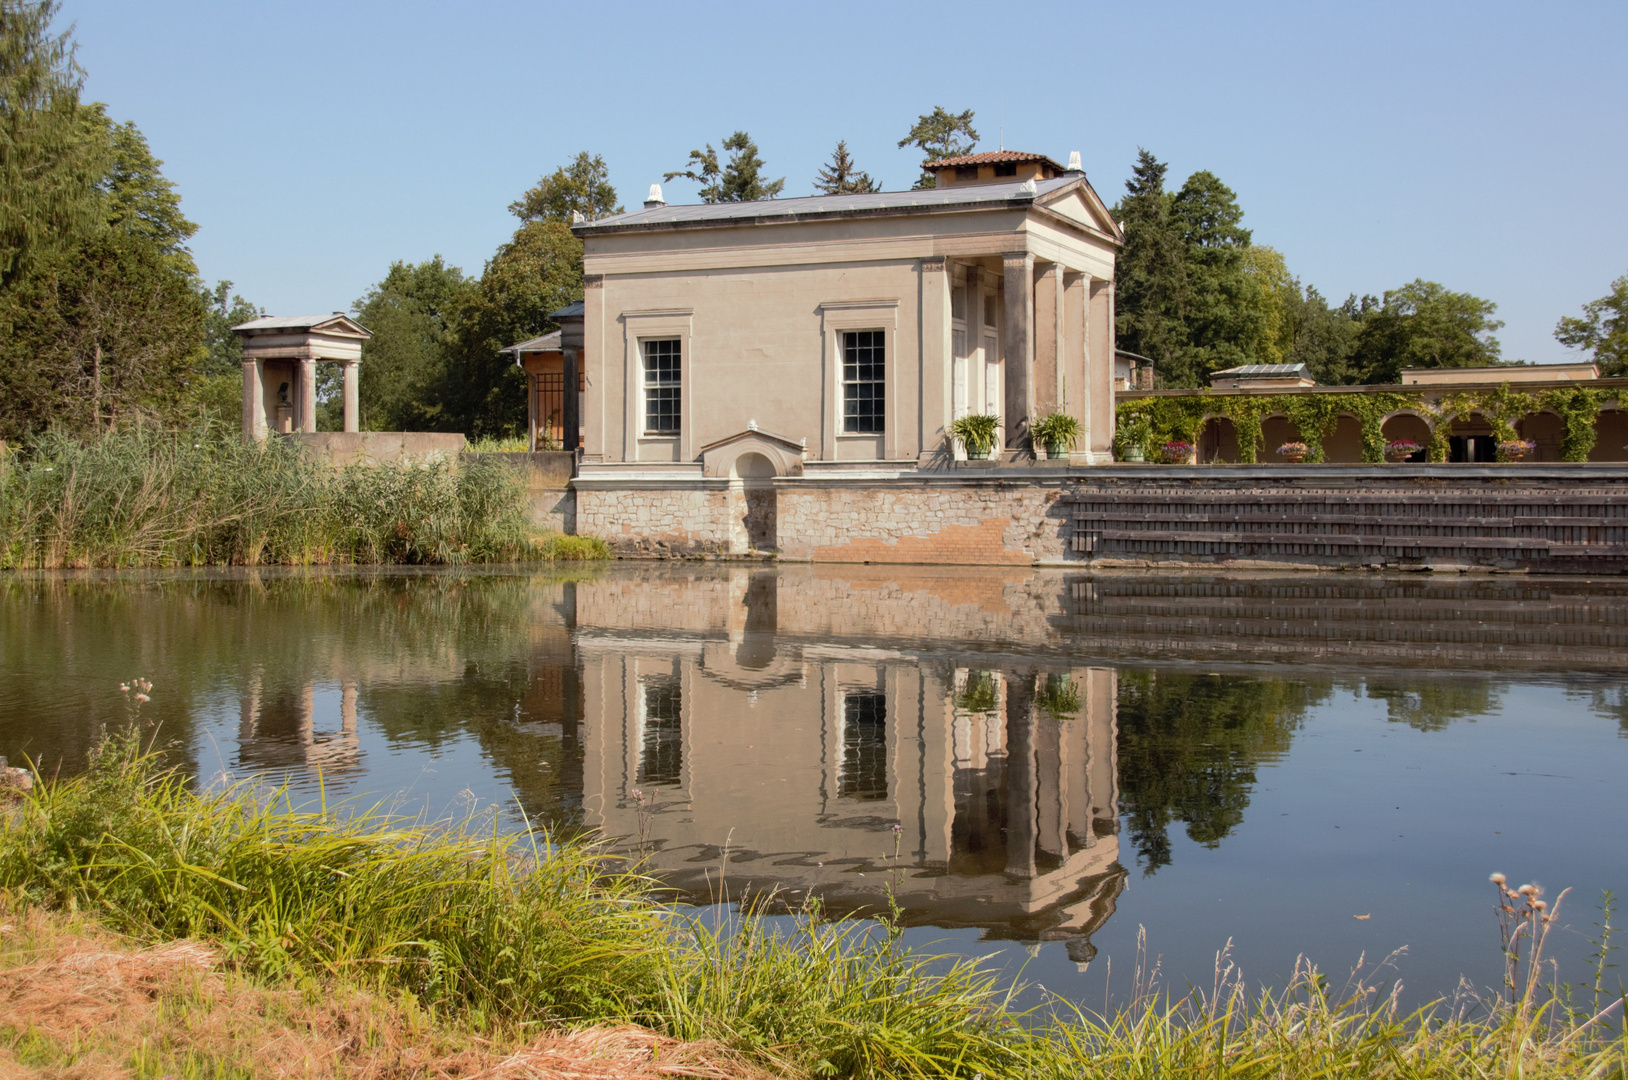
[[234, 314, 371, 438]]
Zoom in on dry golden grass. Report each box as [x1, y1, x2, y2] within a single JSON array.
[[0, 905, 769, 1080]]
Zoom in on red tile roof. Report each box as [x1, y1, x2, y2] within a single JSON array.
[[926, 150, 1069, 172]]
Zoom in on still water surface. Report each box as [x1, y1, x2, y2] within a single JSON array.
[[2, 566, 1625, 1007]]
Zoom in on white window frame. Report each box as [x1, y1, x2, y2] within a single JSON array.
[[619, 309, 692, 462], [818, 299, 899, 460]]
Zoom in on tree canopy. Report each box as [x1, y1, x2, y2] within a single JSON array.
[[665, 132, 783, 203], [812, 140, 879, 195], [508, 151, 622, 224], [1555, 271, 1628, 376], [0, 4, 208, 440], [897, 106, 977, 189]]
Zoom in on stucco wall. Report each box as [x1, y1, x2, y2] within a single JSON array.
[[290, 431, 466, 464]]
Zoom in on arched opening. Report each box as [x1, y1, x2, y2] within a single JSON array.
[[1448, 412, 1496, 462], [733, 452, 778, 550], [1197, 416, 1239, 463], [1260, 415, 1303, 462], [1589, 409, 1628, 462], [1381, 413, 1430, 462], [1322, 414, 1364, 463], [1516, 412, 1565, 462]]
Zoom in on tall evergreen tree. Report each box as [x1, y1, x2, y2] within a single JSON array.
[[1169, 169, 1266, 381], [897, 106, 977, 189], [508, 151, 622, 223], [0, 0, 106, 285], [665, 131, 783, 203], [813, 140, 880, 195], [1112, 149, 1189, 383]]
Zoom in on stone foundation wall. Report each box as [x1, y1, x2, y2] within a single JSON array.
[[574, 482, 732, 556], [777, 480, 1069, 564]]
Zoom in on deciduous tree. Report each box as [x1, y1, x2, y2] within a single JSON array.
[[1555, 271, 1628, 376], [351, 256, 472, 431], [508, 151, 622, 223], [1349, 280, 1502, 384]]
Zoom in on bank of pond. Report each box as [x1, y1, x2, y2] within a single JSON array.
[[0, 426, 608, 568], [0, 733, 1621, 1080]]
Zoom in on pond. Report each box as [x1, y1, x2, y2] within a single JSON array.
[[3, 565, 1625, 1009]]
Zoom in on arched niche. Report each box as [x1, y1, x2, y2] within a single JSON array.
[[1260, 415, 1303, 462], [1197, 415, 1239, 463], [1381, 413, 1431, 462], [1322, 414, 1365, 463], [700, 429, 805, 479], [1589, 409, 1628, 462], [1516, 411, 1565, 462]]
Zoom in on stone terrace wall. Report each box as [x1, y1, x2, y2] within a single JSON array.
[[572, 463, 1628, 572]]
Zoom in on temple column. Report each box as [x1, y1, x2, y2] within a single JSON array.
[[241, 359, 265, 439], [342, 360, 360, 432], [1002, 252, 1035, 455], [298, 359, 317, 433]]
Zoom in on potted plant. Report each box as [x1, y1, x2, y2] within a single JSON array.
[[1158, 440, 1196, 465], [1498, 438, 1536, 462], [1030, 412, 1081, 459], [949, 412, 1002, 460], [1384, 439, 1421, 463], [1277, 441, 1310, 464], [1115, 416, 1151, 462]]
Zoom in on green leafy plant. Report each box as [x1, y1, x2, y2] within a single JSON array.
[[1036, 674, 1081, 719], [954, 670, 999, 712], [1030, 412, 1081, 453], [1114, 415, 1152, 460], [949, 412, 1001, 457]]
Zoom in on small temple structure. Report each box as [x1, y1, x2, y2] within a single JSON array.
[[233, 314, 371, 438]]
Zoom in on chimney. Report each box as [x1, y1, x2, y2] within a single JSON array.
[[645, 183, 665, 209], [1066, 151, 1082, 173]]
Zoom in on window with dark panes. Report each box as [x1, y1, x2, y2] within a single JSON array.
[[642, 338, 681, 435], [840, 692, 888, 800], [842, 330, 884, 434], [639, 681, 682, 786]]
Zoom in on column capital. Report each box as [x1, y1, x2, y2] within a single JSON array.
[[919, 255, 946, 274], [1003, 250, 1034, 270]]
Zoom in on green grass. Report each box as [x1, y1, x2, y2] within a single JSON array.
[[0, 424, 609, 567], [2, 731, 1623, 1079]]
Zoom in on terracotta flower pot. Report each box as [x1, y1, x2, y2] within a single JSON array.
[[1282, 451, 1307, 464]]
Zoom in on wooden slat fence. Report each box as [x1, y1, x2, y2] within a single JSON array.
[[1065, 477, 1628, 571]]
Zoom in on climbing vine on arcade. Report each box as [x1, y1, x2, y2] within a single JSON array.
[[1113, 384, 1619, 464]]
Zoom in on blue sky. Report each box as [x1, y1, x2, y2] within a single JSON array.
[[64, 0, 1627, 364]]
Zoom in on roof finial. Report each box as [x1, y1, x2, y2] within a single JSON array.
[[645, 183, 665, 209], [1066, 151, 1082, 172]]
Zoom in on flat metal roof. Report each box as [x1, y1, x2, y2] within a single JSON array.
[[1211, 363, 1311, 377], [574, 176, 1084, 235]]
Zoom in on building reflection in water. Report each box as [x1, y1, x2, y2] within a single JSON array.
[[237, 676, 362, 773], [578, 570, 1126, 966]]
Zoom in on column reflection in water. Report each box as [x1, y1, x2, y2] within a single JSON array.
[[579, 568, 1126, 963]]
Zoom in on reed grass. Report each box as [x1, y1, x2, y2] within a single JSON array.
[[2, 730, 1623, 1079], [0, 425, 606, 567]]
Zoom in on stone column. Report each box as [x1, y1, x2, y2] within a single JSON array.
[[1064, 272, 1088, 455], [298, 359, 317, 433], [1033, 262, 1061, 419], [917, 256, 950, 465], [563, 348, 579, 453], [342, 360, 360, 433], [241, 359, 265, 439], [1002, 252, 1035, 455], [1089, 279, 1115, 461]]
